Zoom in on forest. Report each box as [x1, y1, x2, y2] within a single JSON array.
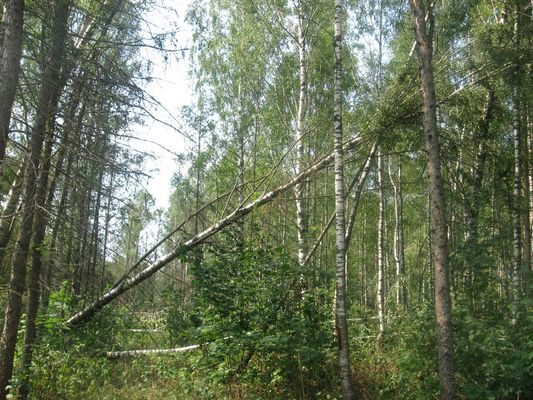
[[0, 0, 532, 399]]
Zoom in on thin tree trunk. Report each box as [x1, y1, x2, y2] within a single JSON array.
[[464, 88, 495, 307], [236, 83, 245, 245], [295, 2, 308, 269], [410, 1, 455, 398], [100, 167, 115, 295], [377, 150, 385, 344], [511, 3, 523, 324], [345, 142, 378, 252], [0, 1, 6, 46], [0, 0, 23, 171], [72, 183, 89, 299], [0, 160, 24, 268], [41, 134, 76, 308], [333, 0, 356, 398], [525, 103, 533, 278], [66, 134, 362, 326], [511, 87, 522, 323], [0, 2, 70, 398], [89, 168, 104, 300], [19, 120, 55, 400], [304, 142, 376, 267], [389, 155, 406, 309]]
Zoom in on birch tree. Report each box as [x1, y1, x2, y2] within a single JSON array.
[[333, 0, 356, 398]]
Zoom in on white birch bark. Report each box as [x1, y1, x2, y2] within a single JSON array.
[[333, 0, 356, 398], [377, 150, 385, 343], [511, 3, 523, 324], [295, 3, 308, 269], [389, 156, 406, 309], [67, 135, 363, 326]]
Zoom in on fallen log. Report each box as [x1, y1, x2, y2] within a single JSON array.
[[67, 135, 363, 326], [106, 344, 199, 359]]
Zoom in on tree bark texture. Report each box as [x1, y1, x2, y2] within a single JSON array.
[[333, 0, 356, 398], [0, 0, 23, 171], [511, 2, 523, 323], [0, 2, 71, 398], [410, 0, 455, 398], [19, 125, 55, 400], [0, 160, 24, 269], [511, 87, 522, 323], [377, 150, 385, 343], [526, 105, 533, 278], [295, 4, 308, 269]]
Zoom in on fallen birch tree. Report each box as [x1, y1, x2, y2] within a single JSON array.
[[105, 344, 200, 359], [67, 135, 364, 326], [64, 46, 486, 328]]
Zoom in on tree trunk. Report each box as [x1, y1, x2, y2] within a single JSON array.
[[511, 2, 524, 323], [345, 142, 377, 252], [333, 0, 356, 398], [19, 121, 55, 400], [0, 2, 70, 398], [511, 87, 522, 323], [525, 103, 533, 278], [304, 142, 376, 267], [100, 166, 115, 295], [295, 3, 308, 269], [66, 134, 362, 326], [464, 88, 495, 307], [0, 0, 23, 171], [410, 0, 455, 398], [377, 150, 385, 343], [88, 168, 104, 300], [389, 155, 406, 309], [236, 83, 246, 245], [0, 160, 24, 268]]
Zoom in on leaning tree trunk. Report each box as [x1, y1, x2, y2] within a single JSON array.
[[0, 0, 24, 172], [19, 122, 55, 400], [0, 2, 71, 398], [333, 0, 356, 398], [66, 132, 362, 326], [304, 141, 377, 267], [410, 1, 455, 399]]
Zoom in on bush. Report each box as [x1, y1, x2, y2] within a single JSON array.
[[185, 237, 339, 399]]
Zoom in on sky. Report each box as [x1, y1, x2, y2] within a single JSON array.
[[130, 0, 195, 211]]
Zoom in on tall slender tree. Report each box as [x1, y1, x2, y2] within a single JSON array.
[[410, 0, 455, 398], [376, 150, 385, 343], [295, 0, 309, 270], [0, 1, 71, 398], [333, 0, 356, 398]]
